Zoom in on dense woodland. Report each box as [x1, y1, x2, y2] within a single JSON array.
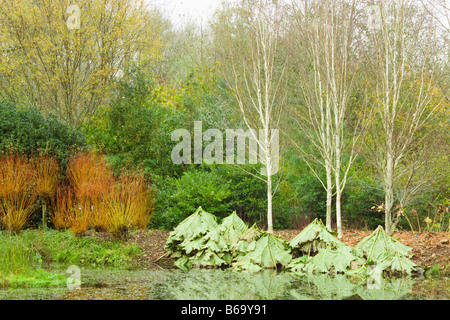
[[0, 0, 449, 237]]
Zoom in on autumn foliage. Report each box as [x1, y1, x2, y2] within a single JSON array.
[[51, 186, 76, 232], [0, 153, 37, 232], [104, 175, 154, 238], [54, 152, 154, 237], [33, 155, 59, 197], [0, 151, 154, 236]]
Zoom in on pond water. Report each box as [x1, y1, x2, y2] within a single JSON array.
[[1, 269, 449, 300]]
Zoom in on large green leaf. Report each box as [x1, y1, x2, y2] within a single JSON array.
[[390, 253, 418, 274], [287, 255, 310, 273], [230, 259, 263, 272], [232, 233, 292, 269], [240, 223, 262, 242], [356, 226, 412, 259], [183, 236, 206, 255], [232, 223, 262, 255], [289, 219, 344, 255], [203, 225, 228, 251], [219, 212, 248, 249], [303, 246, 365, 274], [191, 250, 228, 268], [174, 256, 192, 271], [221, 211, 248, 234]]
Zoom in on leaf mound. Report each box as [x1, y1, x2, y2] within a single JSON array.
[[289, 218, 344, 256], [165, 208, 249, 269], [165, 211, 418, 278], [287, 219, 364, 274], [302, 246, 365, 274], [354, 226, 417, 275], [164, 206, 218, 258]]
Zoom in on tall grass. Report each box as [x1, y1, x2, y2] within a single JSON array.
[[0, 192, 38, 233], [0, 232, 38, 278], [67, 152, 113, 203], [121, 175, 154, 230], [1, 151, 154, 237], [33, 155, 59, 197]]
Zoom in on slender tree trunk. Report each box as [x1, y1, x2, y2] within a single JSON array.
[[325, 163, 333, 231], [42, 201, 47, 229], [385, 149, 394, 234], [266, 127, 274, 234], [325, 94, 333, 231], [216, 1, 285, 235], [267, 170, 273, 234], [334, 130, 343, 237], [335, 163, 343, 238], [335, 188, 342, 238]]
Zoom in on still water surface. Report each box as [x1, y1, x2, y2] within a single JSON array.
[[1, 269, 449, 300]]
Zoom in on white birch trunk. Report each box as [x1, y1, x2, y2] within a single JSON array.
[[335, 143, 343, 238], [325, 162, 333, 231], [385, 147, 394, 234]]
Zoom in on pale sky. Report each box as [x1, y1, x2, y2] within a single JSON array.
[[150, 0, 226, 27], [149, 0, 449, 33]]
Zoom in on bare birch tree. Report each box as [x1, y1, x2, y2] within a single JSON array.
[[362, 0, 448, 234], [212, 0, 288, 233], [286, 0, 365, 237]]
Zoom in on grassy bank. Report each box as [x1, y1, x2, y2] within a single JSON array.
[[0, 230, 142, 288]]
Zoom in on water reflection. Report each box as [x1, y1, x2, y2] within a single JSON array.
[[160, 269, 294, 300], [160, 270, 417, 300], [1, 269, 446, 300]]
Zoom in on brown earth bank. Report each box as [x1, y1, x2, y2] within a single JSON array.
[[124, 229, 450, 273]]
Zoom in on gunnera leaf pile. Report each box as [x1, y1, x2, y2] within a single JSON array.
[[195, 211, 249, 267], [165, 208, 250, 269], [165, 211, 418, 278], [164, 206, 218, 269], [353, 225, 417, 276], [289, 218, 344, 256], [287, 218, 365, 274]]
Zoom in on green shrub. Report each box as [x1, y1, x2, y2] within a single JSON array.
[[150, 168, 233, 230], [285, 167, 327, 224], [81, 70, 187, 181], [0, 102, 86, 167], [342, 178, 385, 229], [149, 164, 292, 230], [214, 165, 267, 225]]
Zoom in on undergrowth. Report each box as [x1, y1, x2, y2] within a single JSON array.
[[27, 229, 142, 268], [0, 229, 142, 288]]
